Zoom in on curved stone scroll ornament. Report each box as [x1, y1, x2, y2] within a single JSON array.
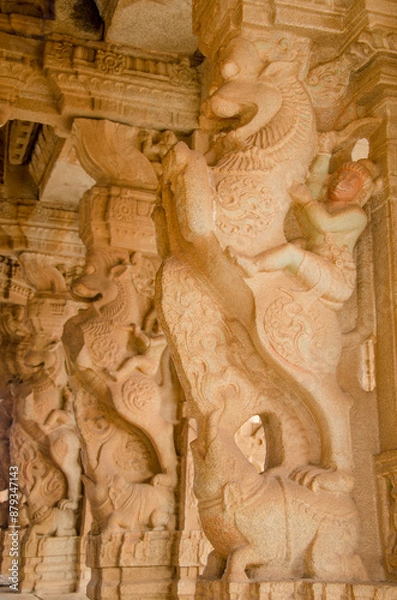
[[156, 35, 380, 582], [71, 119, 158, 189], [11, 253, 81, 537]]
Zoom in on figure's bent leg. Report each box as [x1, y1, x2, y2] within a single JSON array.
[[50, 431, 81, 510], [308, 521, 367, 581], [290, 377, 355, 493], [222, 544, 255, 582], [201, 550, 226, 580], [228, 244, 305, 277], [150, 419, 178, 487]]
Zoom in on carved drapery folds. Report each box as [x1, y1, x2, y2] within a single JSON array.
[[156, 17, 383, 590], [63, 118, 180, 599]]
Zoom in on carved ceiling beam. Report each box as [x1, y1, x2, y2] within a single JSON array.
[[28, 125, 95, 205], [0, 199, 84, 259], [8, 120, 39, 165], [192, 0, 396, 66], [0, 31, 200, 132]]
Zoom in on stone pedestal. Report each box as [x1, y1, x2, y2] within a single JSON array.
[[174, 530, 212, 600], [20, 535, 80, 593], [195, 579, 397, 600], [86, 531, 177, 600], [0, 528, 22, 587]]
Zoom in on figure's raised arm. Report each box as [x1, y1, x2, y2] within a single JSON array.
[[302, 200, 366, 234]]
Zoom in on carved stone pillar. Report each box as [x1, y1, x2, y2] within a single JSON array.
[[155, 1, 397, 598], [349, 19, 397, 582], [0, 257, 32, 580], [63, 118, 181, 600], [8, 253, 82, 594]]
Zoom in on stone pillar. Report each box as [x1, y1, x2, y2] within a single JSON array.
[[154, 1, 397, 597], [0, 256, 32, 584], [0, 142, 88, 588], [348, 18, 397, 581], [9, 253, 82, 594], [63, 118, 182, 600]]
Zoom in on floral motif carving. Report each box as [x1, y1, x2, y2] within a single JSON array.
[[168, 58, 199, 88], [96, 47, 127, 75]]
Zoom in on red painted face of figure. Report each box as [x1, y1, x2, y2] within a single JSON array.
[[328, 168, 363, 204]]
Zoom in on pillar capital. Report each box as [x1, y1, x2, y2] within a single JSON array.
[[71, 118, 158, 190]]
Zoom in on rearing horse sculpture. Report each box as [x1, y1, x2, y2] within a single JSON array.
[[156, 35, 373, 581]]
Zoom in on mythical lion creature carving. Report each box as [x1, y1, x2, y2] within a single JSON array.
[[11, 255, 81, 537], [63, 245, 178, 534], [156, 35, 379, 581]]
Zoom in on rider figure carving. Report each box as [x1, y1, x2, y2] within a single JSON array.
[[229, 133, 380, 311]]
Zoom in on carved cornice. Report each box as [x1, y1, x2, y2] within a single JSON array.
[[44, 37, 200, 130], [192, 0, 397, 72], [0, 199, 84, 258], [0, 31, 200, 131], [193, 0, 365, 60], [350, 28, 397, 68], [79, 186, 157, 255], [0, 255, 32, 304]]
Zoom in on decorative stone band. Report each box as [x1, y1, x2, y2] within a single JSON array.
[[20, 535, 80, 594], [0, 199, 84, 259], [79, 186, 157, 255], [26, 295, 76, 336], [0, 257, 32, 304], [196, 579, 397, 600]]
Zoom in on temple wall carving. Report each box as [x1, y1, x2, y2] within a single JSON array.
[[0, 1, 396, 599]]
